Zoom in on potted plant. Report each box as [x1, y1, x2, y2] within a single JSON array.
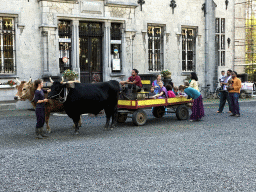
[[161, 69, 172, 78], [62, 69, 78, 81], [7, 80, 16, 87]]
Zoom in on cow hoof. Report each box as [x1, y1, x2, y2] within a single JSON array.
[[110, 125, 116, 129], [74, 131, 79, 135]]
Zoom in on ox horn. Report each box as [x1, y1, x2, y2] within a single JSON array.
[[60, 76, 65, 84], [16, 78, 21, 85], [49, 77, 54, 83], [28, 78, 32, 84]]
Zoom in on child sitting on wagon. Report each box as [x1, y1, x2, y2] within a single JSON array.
[[152, 81, 168, 99], [166, 84, 176, 98], [173, 86, 179, 96], [148, 86, 156, 98]]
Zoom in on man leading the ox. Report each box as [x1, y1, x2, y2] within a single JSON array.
[[120, 69, 143, 99]]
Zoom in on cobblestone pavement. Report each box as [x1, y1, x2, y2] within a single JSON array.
[[0, 101, 256, 191]]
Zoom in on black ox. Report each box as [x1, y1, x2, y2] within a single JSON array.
[[48, 79, 120, 134]]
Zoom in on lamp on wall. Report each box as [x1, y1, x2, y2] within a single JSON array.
[[225, 0, 229, 10], [170, 0, 177, 14], [201, 3, 206, 17], [227, 37, 231, 48], [137, 0, 145, 11]]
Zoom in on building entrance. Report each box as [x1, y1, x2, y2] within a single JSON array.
[[79, 22, 103, 83]]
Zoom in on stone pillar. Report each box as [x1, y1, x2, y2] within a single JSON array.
[[205, 0, 217, 91], [42, 30, 50, 76], [103, 22, 111, 81], [72, 20, 80, 80]]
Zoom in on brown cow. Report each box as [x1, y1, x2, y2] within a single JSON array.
[[14, 78, 81, 133]]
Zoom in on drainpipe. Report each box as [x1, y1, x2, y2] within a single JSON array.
[[205, 0, 209, 89], [132, 34, 136, 69]]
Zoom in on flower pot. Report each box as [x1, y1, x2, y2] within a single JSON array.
[[164, 75, 172, 79], [64, 77, 76, 81]]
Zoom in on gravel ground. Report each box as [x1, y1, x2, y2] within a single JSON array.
[[0, 102, 256, 191]]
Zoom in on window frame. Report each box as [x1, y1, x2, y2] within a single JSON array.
[[58, 20, 72, 74], [110, 23, 122, 72], [147, 25, 164, 72], [181, 27, 196, 72], [0, 17, 16, 75], [216, 18, 225, 66]]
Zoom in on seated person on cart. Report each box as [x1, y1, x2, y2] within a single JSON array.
[[120, 69, 143, 99], [148, 86, 155, 98], [166, 84, 176, 98], [152, 81, 168, 99]]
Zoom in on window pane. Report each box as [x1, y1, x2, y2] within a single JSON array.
[[182, 39, 185, 50], [217, 51, 220, 66], [221, 35, 225, 50], [215, 35, 219, 50], [147, 26, 153, 36], [187, 61, 193, 71], [187, 29, 193, 38], [3, 18, 13, 31], [187, 51, 193, 61], [215, 18, 219, 33], [188, 40, 193, 51], [111, 23, 121, 40], [182, 51, 186, 60], [182, 61, 186, 71], [221, 18, 225, 33], [221, 51, 225, 66]]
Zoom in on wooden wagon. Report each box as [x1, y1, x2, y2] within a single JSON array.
[[117, 97, 193, 126]]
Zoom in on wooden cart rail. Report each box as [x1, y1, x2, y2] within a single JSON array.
[[118, 97, 193, 109], [117, 97, 193, 126]]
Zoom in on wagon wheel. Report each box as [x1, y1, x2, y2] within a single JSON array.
[[132, 109, 147, 126], [176, 105, 189, 120], [152, 106, 165, 118], [240, 92, 246, 99], [117, 113, 128, 123]]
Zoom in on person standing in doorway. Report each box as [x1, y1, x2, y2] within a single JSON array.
[[217, 69, 232, 113], [34, 79, 49, 139], [228, 71, 242, 117]]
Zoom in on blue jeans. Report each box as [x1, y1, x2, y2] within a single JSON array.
[[218, 91, 232, 112], [229, 93, 240, 115]]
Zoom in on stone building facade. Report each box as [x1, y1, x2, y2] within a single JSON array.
[[0, 0, 241, 101]]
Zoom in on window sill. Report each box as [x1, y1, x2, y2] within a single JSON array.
[[181, 72, 193, 76], [0, 75, 18, 79], [0, 85, 16, 89], [39, 0, 79, 3], [110, 73, 125, 77]]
